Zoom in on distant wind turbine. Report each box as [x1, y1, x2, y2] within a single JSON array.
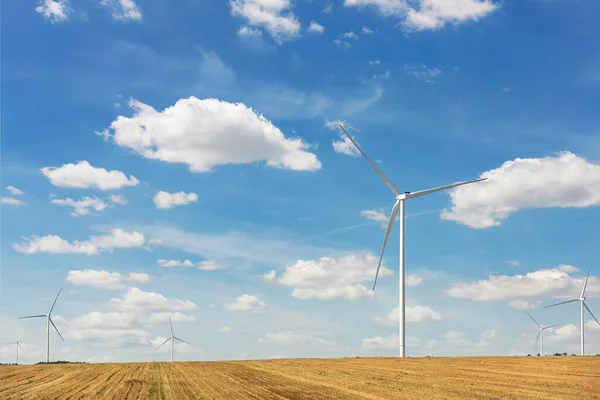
[[545, 262, 600, 356], [1, 328, 27, 364], [526, 311, 558, 356], [337, 125, 486, 358], [156, 317, 191, 362], [18, 289, 64, 363]]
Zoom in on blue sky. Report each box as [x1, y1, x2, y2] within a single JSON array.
[[1, 0, 600, 363]]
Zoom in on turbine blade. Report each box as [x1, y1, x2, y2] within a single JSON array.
[[406, 178, 487, 200], [169, 317, 174, 337], [18, 315, 46, 319], [533, 330, 541, 352], [17, 342, 27, 356], [337, 125, 400, 196], [526, 311, 541, 328], [373, 200, 400, 291], [174, 337, 191, 345], [18, 328, 25, 342], [156, 337, 172, 350], [49, 318, 64, 341], [581, 262, 593, 298], [49, 288, 62, 315], [583, 302, 600, 326], [544, 299, 579, 308], [543, 324, 560, 330]]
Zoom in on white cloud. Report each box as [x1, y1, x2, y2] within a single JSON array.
[[224, 294, 266, 313], [101, 97, 321, 173], [362, 25, 375, 34], [324, 120, 356, 131], [277, 253, 393, 300], [308, 21, 324, 33], [508, 300, 542, 310], [334, 39, 352, 50], [360, 208, 387, 222], [369, 60, 381, 65], [441, 330, 465, 340], [481, 329, 497, 339], [67, 269, 150, 290], [362, 334, 422, 350], [13, 228, 147, 255], [35, 0, 70, 23], [545, 324, 579, 343], [557, 264, 579, 273], [157, 259, 194, 268], [109, 194, 127, 205], [51, 196, 109, 216], [505, 260, 520, 267], [219, 326, 233, 333], [334, 31, 359, 49], [340, 31, 359, 39], [261, 270, 277, 281], [446, 266, 600, 305], [406, 274, 424, 286], [99, 0, 142, 21], [230, 0, 301, 42], [344, 0, 498, 31], [441, 152, 600, 229], [40, 161, 139, 191], [258, 331, 335, 347], [1, 197, 26, 206], [323, 4, 333, 13], [5, 186, 24, 195], [108, 287, 197, 313], [238, 25, 263, 36], [402, 64, 442, 80], [153, 191, 198, 210], [197, 260, 225, 271], [332, 135, 361, 157], [373, 305, 442, 325]]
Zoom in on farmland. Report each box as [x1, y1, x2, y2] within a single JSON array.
[[1, 356, 599, 399]]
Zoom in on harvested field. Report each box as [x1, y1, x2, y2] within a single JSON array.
[[1, 356, 599, 399]]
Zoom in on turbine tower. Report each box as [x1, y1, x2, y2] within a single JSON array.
[[545, 262, 600, 356], [0, 328, 27, 364], [337, 125, 486, 358], [156, 317, 191, 362], [526, 311, 558, 356], [18, 289, 64, 363]]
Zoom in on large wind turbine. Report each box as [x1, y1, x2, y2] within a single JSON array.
[[337, 125, 486, 357], [526, 311, 558, 356], [156, 317, 191, 362], [18, 289, 64, 363], [1, 328, 27, 364], [545, 262, 600, 356]]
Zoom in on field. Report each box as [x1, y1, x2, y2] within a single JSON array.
[[1, 356, 599, 399]]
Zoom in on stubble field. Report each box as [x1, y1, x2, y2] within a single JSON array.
[[1, 356, 599, 399]]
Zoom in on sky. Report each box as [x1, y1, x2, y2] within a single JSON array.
[[1, 0, 600, 364]]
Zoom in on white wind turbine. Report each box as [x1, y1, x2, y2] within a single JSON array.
[[526, 311, 558, 356], [545, 262, 600, 356], [1, 328, 27, 364], [337, 125, 486, 358], [18, 289, 64, 363], [156, 317, 191, 362]]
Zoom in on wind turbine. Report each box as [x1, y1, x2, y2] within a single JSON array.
[[337, 125, 486, 358], [545, 262, 600, 356], [156, 317, 191, 362], [526, 311, 558, 356], [18, 289, 64, 363], [1, 328, 27, 364]]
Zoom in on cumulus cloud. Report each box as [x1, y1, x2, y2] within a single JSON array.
[[308, 21, 324, 33], [62, 288, 196, 344], [277, 253, 393, 300], [446, 265, 600, 307], [99, 0, 142, 21], [230, 0, 301, 42], [402, 64, 442, 80], [153, 191, 198, 210], [505, 260, 520, 267], [13, 228, 147, 255], [406, 274, 424, 286], [5, 186, 24, 195], [373, 305, 442, 325], [40, 161, 139, 190], [362, 334, 421, 350], [109, 194, 127, 205], [157, 259, 194, 268], [360, 208, 388, 222], [67, 269, 150, 290], [258, 331, 335, 346], [35, 0, 70, 22], [344, 0, 498, 31], [1, 197, 26, 206], [224, 294, 266, 313], [362, 25, 375, 34], [261, 270, 277, 281], [100, 97, 321, 173], [441, 152, 600, 229], [51, 196, 109, 216], [332, 135, 361, 157], [197, 260, 225, 271]]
